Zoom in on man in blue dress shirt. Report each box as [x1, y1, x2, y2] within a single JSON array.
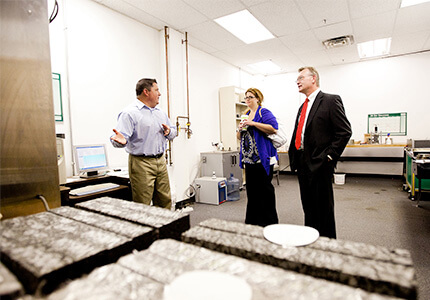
[[111, 78, 177, 209]]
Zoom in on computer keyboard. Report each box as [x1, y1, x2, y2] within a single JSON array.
[[69, 182, 120, 196]]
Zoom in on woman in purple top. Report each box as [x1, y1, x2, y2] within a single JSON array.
[[237, 88, 279, 227]]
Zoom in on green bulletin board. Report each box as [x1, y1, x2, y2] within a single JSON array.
[[367, 112, 407, 135], [52, 73, 63, 121]]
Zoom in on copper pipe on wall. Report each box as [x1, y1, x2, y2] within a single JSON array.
[[164, 26, 171, 118], [176, 116, 191, 137], [164, 26, 173, 165], [181, 32, 191, 139]]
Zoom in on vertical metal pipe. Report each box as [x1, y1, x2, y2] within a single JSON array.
[[164, 26, 172, 165], [183, 32, 191, 139], [184, 32, 190, 121], [164, 26, 171, 118]]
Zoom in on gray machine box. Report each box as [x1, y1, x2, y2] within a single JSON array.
[[195, 177, 227, 205], [200, 151, 243, 186]]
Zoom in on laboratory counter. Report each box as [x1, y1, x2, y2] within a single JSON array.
[[278, 144, 407, 176]]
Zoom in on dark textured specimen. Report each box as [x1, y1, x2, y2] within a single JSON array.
[[76, 197, 190, 240], [48, 239, 401, 300], [181, 218, 417, 300]]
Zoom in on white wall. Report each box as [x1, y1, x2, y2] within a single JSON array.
[[50, 0, 430, 205], [158, 28, 256, 202], [320, 53, 430, 143], [262, 52, 430, 147], [50, 0, 257, 204]]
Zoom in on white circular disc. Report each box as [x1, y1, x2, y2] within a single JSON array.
[[263, 224, 319, 247], [164, 270, 252, 300]]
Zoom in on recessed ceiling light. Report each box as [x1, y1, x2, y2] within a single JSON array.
[[246, 60, 281, 74], [357, 38, 392, 59], [214, 10, 275, 44], [401, 0, 430, 8]]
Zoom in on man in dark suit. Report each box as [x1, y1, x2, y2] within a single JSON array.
[[289, 67, 352, 238]]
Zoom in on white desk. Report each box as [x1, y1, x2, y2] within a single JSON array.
[[336, 144, 406, 176]]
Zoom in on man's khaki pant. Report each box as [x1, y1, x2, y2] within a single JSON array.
[[128, 154, 172, 209]]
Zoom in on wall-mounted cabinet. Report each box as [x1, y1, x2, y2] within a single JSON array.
[[219, 86, 247, 151]]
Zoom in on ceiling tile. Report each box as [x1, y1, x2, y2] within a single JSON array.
[[97, 0, 166, 30], [279, 30, 322, 54], [249, 0, 309, 37], [247, 39, 295, 58], [348, 0, 401, 19], [296, 0, 349, 28], [182, 0, 245, 19], [313, 21, 353, 41], [240, 0, 272, 6], [215, 45, 265, 66], [184, 21, 245, 52], [124, 0, 208, 30], [394, 3, 430, 35], [271, 56, 305, 73], [210, 51, 245, 67], [294, 50, 332, 68], [326, 46, 359, 65], [188, 37, 219, 54], [352, 11, 396, 43], [391, 31, 429, 55], [423, 33, 430, 50]]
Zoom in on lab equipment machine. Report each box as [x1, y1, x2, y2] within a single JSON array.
[[195, 177, 227, 205], [200, 151, 242, 186]]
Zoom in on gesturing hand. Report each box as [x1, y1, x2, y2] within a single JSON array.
[[162, 124, 170, 136], [111, 129, 126, 145]]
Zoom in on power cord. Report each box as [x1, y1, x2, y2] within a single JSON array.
[[49, 0, 59, 23]]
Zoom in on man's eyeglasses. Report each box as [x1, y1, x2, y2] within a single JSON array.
[[244, 96, 256, 100], [296, 74, 314, 82]]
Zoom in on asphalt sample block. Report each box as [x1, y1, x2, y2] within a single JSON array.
[[0, 208, 155, 295], [48, 239, 401, 300], [181, 218, 417, 300], [0, 262, 24, 300], [76, 197, 190, 240], [50, 206, 155, 251]]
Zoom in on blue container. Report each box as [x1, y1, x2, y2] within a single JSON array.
[[226, 173, 240, 201]]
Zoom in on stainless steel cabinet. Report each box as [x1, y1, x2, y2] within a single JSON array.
[[200, 151, 243, 186]]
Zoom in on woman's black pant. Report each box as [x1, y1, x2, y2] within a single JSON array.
[[244, 163, 278, 227]]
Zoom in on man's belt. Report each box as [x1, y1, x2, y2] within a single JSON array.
[[133, 153, 164, 158]]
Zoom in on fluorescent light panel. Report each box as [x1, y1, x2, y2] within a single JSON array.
[[214, 10, 274, 44], [357, 38, 392, 59], [246, 60, 281, 74], [401, 0, 430, 8]]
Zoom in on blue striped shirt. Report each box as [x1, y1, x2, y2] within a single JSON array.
[[111, 99, 176, 156]]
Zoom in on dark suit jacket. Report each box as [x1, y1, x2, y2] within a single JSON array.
[[289, 91, 352, 173]]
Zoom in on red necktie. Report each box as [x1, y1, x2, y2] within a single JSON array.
[[295, 98, 309, 150]]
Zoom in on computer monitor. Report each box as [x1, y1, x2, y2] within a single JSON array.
[[73, 144, 109, 178]]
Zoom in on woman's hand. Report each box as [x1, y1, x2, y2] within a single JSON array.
[[243, 119, 255, 127], [238, 119, 247, 130]]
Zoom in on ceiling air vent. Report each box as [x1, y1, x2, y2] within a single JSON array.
[[323, 35, 354, 49]]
